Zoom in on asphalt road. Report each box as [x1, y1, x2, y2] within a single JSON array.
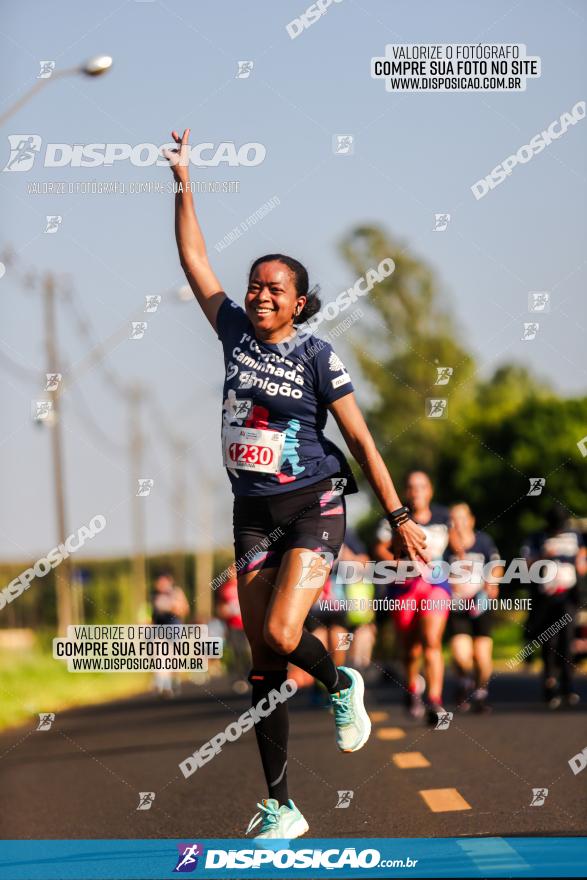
[[1, 672, 586, 840]]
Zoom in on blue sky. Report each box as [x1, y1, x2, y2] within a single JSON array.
[[1, 0, 585, 561]]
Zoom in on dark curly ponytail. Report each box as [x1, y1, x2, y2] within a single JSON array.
[[248, 253, 321, 324]]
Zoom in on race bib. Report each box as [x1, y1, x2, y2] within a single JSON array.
[[540, 561, 577, 594], [222, 425, 285, 474], [421, 523, 449, 559]]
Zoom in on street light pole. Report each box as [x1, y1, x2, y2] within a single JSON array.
[[129, 384, 147, 621], [43, 273, 75, 635], [0, 56, 113, 126]]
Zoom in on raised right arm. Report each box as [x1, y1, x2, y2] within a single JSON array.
[[164, 129, 226, 331]]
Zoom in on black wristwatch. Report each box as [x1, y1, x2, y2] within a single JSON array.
[[387, 506, 411, 528]]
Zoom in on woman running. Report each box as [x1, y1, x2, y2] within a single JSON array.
[[165, 129, 427, 839], [444, 503, 503, 713], [374, 470, 451, 724]]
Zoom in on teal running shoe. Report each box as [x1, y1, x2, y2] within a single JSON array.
[[330, 666, 371, 752], [245, 798, 309, 840]]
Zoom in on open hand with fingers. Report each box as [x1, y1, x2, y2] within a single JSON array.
[[162, 128, 191, 185], [395, 519, 429, 565]]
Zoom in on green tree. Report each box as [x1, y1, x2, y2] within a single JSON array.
[[339, 225, 475, 488], [440, 379, 587, 555], [339, 226, 587, 556]]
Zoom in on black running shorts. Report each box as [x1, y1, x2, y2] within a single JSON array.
[[448, 610, 494, 639], [233, 477, 347, 575]]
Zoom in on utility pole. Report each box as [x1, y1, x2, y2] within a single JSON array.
[[43, 272, 75, 635], [172, 437, 188, 590], [129, 384, 147, 620], [194, 473, 213, 622]]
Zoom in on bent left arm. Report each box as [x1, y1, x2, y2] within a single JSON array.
[[329, 393, 428, 562]]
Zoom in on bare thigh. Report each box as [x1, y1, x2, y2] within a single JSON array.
[[264, 548, 332, 655]]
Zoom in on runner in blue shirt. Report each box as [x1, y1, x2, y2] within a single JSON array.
[[165, 129, 427, 839], [444, 503, 502, 714], [521, 503, 586, 709]]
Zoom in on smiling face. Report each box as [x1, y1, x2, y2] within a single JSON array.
[[245, 260, 306, 342]]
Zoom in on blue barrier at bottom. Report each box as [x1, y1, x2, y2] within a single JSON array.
[[0, 837, 585, 879]]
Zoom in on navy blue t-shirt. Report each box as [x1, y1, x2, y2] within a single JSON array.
[[521, 529, 584, 596], [444, 530, 501, 614], [375, 504, 451, 596], [376, 504, 451, 561], [216, 297, 358, 497]]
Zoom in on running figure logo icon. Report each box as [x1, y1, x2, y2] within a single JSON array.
[[145, 295, 161, 313], [434, 367, 453, 385], [44, 216, 62, 234], [297, 550, 334, 589], [3, 134, 42, 172], [333, 135, 354, 155], [527, 477, 545, 497], [137, 478, 155, 497], [236, 61, 254, 78], [435, 711, 453, 730], [336, 632, 354, 651], [522, 322, 539, 341], [433, 213, 451, 232], [136, 792, 156, 811], [174, 843, 204, 873], [130, 321, 148, 339], [36, 713, 55, 731], [528, 291, 550, 312], [233, 399, 252, 420], [38, 61, 56, 78], [530, 787, 548, 806], [335, 790, 354, 808], [33, 400, 53, 421], [45, 373, 62, 391], [426, 398, 448, 419], [330, 477, 347, 496]]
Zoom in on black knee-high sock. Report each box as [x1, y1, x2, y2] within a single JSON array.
[[248, 669, 290, 806], [287, 630, 352, 693]]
